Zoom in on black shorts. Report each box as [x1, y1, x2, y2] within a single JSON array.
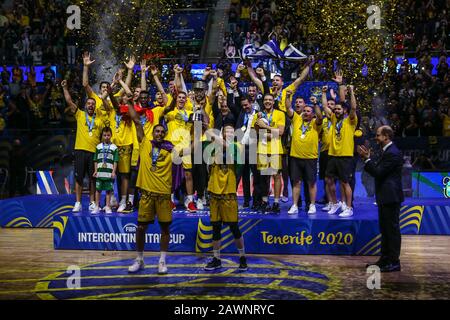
[[74, 150, 94, 185], [319, 151, 329, 180], [325, 156, 353, 183], [290, 157, 317, 184]]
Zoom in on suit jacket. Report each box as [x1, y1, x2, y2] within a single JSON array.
[[364, 143, 404, 205]]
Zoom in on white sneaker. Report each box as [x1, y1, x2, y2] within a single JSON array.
[[128, 259, 145, 273], [339, 207, 354, 217], [327, 203, 340, 215], [196, 199, 204, 210], [288, 205, 298, 215], [110, 195, 118, 208], [117, 201, 127, 213], [72, 202, 82, 212], [91, 205, 100, 214], [340, 201, 348, 211], [307, 204, 317, 215], [89, 201, 96, 212], [322, 202, 331, 211], [158, 260, 168, 274], [104, 206, 112, 214]]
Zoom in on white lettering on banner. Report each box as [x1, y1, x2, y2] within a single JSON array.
[[77, 232, 185, 244]]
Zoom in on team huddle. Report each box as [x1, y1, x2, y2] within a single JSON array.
[[62, 53, 360, 273]]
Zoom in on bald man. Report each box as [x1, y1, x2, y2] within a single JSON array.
[[357, 125, 404, 272]]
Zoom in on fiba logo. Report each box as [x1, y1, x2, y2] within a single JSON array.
[[123, 223, 137, 233], [443, 177, 450, 198]]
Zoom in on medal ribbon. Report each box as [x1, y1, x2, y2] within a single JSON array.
[[102, 143, 111, 166], [263, 111, 273, 126], [85, 112, 95, 135], [115, 114, 122, 130], [335, 118, 344, 137], [151, 146, 161, 167], [301, 121, 310, 136]]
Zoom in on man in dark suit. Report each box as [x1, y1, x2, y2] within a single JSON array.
[[357, 125, 404, 272]]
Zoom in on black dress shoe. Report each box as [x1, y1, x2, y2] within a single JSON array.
[[271, 202, 280, 214], [366, 258, 389, 268], [380, 262, 401, 272], [259, 201, 270, 214]]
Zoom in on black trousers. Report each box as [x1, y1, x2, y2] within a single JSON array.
[[378, 202, 401, 263], [236, 145, 261, 204], [193, 162, 208, 199]]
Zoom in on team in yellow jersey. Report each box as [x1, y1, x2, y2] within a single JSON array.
[[63, 51, 368, 275]]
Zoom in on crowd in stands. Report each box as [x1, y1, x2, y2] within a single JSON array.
[[0, 0, 449, 137]]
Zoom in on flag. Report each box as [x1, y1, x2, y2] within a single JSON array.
[[243, 40, 307, 61]]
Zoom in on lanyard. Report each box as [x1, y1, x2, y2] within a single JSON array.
[[179, 109, 189, 122], [151, 146, 161, 166], [85, 112, 95, 134], [140, 114, 147, 127], [102, 143, 111, 164], [335, 118, 344, 136], [115, 114, 122, 129], [301, 121, 311, 136], [263, 111, 273, 125]]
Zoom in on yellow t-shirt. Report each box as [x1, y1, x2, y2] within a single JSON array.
[[106, 109, 138, 147], [165, 108, 193, 148], [142, 106, 165, 140], [87, 91, 121, 123], [270, 83, 296, 113], [252, 109, 285, 155], [290, 113, 320, 159], [74, 110, 105, 153], [443, 115, 450, 137], [320, 116, 332, 152], [208, 164, 237, 194], [136, 138, 172, 194], [328, 114, 357, 157]]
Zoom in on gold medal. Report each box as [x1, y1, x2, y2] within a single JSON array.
[[336, 134, 342, 141], [89, 131, 93, 137], [300, 134, 305, 139], [221, 164, 228, 173], [151, 165, 157, 172], [102, 163, 107, 168], [241, 125, 246, 132]]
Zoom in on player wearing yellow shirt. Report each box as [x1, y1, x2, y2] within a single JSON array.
[[252, 93, 285, 214], [163, 91, 197, 212], [203, 125, 248, 272], [323, 85, 358, 217], [62, 80, 105, 213], [126, 102, 186, 275], [286, 93, 323, 215], [82, 52, 135, 121], [247, 57, 315, 112], [319, 86, 336, 208], [100, 80, 140, 213]]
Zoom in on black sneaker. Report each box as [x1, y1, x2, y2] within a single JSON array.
[[243, 200, 250, 208], [122, 201, 134, 213], [238, 256, 248, 271], [204, 257, 222, 271], [259, 201, 270, 214], [271, 202, 280, 214]]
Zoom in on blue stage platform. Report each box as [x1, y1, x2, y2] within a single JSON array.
[[1, 195, 449, 255]]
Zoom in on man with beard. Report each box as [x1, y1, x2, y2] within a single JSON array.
[[357, 126, 403, 272], [62, 80, 105, 212], [323, 85, 358, 217], [286, 92, 322, 215], [252, 93, 285, 214]]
